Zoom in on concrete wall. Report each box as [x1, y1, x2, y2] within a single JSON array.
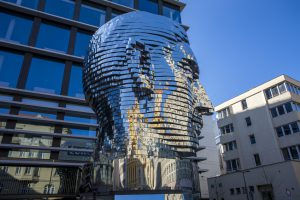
[[208, 161, 300, 200]]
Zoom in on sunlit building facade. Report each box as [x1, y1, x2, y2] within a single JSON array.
[[0, 0, 186, 198]]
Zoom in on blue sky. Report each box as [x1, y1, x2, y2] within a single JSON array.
[[181, 0, 300, 106]]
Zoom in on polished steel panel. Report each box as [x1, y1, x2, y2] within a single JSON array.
[[83, 11, 213, 196]]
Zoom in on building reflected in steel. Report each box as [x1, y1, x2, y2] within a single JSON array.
[[83, 11, 213, 198]]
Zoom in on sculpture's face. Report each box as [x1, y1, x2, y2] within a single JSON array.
[[83, 11, 212, 159]]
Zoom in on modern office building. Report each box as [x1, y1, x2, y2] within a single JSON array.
[[208, 75, 300, 200], [0, 0, 187, 198]]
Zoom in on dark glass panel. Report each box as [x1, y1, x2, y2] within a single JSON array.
[[68, 64, 84, 98], [111, 0, 134, 8], [64, 114, 97, 124], [290, 146, 299, 159], [277, 105, 285, 115], [74, 31, 92, 57], [276, 127, 283, 137], [163, 2, 181, 23], [0, 12, 33, 44], [79, 3, 106, 27], [25, 57, 65, 94], [284, 102, 293, 113], [139, 0, 158, 14], [283, 125, 291, 135], [2, 0, 39, 9], [290, 122, 299, 133], [36, 23, 70, 53], [44, 0, 75, 19], [19, 109, 57, 119], [62, 127, 96, 137], [22, 98, 59, 108], [282, 148, 290, 160], [270, 108, 278, 118], [0, 50, 23, 88]]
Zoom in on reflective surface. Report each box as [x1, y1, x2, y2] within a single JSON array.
[[83, 11, 213, 195]]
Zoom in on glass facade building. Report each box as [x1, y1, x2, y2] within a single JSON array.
[[0, 0, 186, 198]]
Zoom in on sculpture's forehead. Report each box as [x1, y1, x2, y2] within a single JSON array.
[[92, 11, 188, 45]]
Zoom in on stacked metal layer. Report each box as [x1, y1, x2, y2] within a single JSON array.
[[83, 11, 213, 159]]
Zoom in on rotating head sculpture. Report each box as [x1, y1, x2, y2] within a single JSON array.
[[83, 11, 213, 193]]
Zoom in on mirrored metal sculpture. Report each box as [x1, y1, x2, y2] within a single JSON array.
[[83, 11, 213, 197]]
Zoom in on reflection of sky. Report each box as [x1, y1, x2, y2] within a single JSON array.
[[115, 194, 164, 200]]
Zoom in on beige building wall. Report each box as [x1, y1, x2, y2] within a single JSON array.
[[209, 75, 300, 200]]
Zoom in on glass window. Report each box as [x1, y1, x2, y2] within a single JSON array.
[[270, 108, 278, 118], [36, 23, 70, 53], [66, 104, 94, 113], [79, 4, 106, 27], [241, 99, 248, 110], [284, 102, 293, 113], [0, 12, 33, 45], [0, 106, 9, 114], [290, 122, 299, 133], [26, 57, 64, 94], [265, 89, 272, 99], [249, 134, 256, 144], [282, 148, 290, 160], [290, 146, 299, 159], [74, 31, 92, 57], [64, 114, 96, 124], [68, 64, 84, 98], [11, 134, 52, 147], [111, 10, 124, 19], [15, 122, 55, 133], [44, 0, 75, 19], [139, 0, 158, 14], [278, 83, 286, 93], [276, 127, 283, 137], [254, 154, 261, 166], [62, 127, 96, 137], [245, 117, 252, 126], [283, 125, 291, 135], [277, 105, 285, 115], [271, 86, 279, 97], [2, 0, 39, 9], [111, 0, 134, 8], [19, 109, 57, 120], [163, 3, 181, 23], [22, 98, 59, 108], [0, 50, 23, 88]]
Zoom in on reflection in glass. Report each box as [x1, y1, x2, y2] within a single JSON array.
[[62, 127, 96, 137], [8, 150, 51, 159], [74, 32, 92, 57], [59, 137, 95, 161], [26, 57, 64, 94], [163, 3, 181, 23], [15, 122, 55, 133], [64, 114, 97, 124], [68, 65, 84, 98], [36, 23, 70, 53], [0, 106, 9, 114], [66, 104, 94, 113], [111, 0, 134, 8], [2, 0, 39, 9], [22, 98, 59, 108], [44, 0, 75, 19], [0, 12, 33, 44], [0, 166, 79, 195], [79, 4, 106, 27], [0, 50, 23, 88], [19, 109, 57, 119], [11, 134, 53, 147], [138, 0, 158, 14]]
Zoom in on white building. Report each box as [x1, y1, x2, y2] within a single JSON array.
[[208, 75, 300, 200], [197, 115, 221, 199]]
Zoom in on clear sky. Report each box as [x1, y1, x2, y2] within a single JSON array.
[[181, 0, 300, 106]]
